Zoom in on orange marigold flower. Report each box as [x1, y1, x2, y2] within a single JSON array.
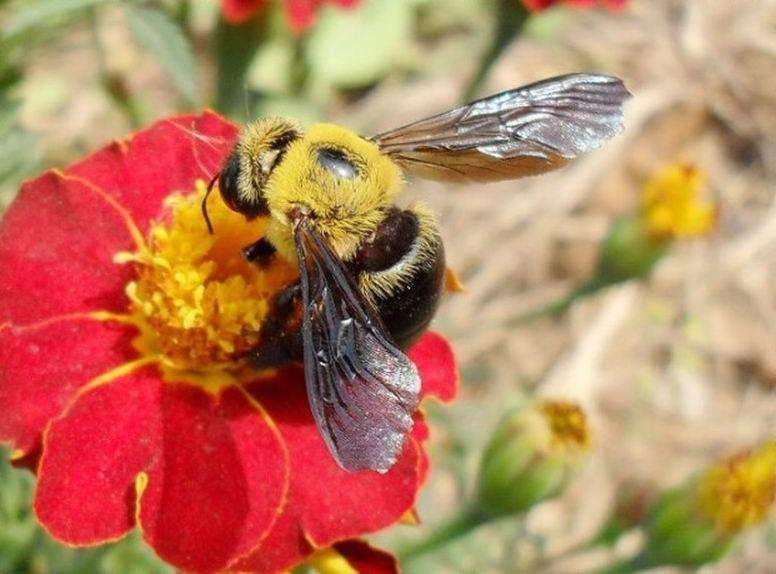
[[0, 112, 457, 574], [521, 0, 627, 12], [222, 0, 361, 34]]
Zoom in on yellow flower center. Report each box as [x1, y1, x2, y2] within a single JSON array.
[[697, 441, 776, 533], [538, 400, 591, 453], [642, 162, 717, 240], [117, 182, 297, 376]]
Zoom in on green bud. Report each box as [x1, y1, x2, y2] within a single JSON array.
[[477, 400, 592, 517], [639, 441, 776, 568], [598, 214, 669, 283]]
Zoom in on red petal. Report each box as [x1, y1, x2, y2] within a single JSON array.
[[411, 415, 431, 486], [137, 383, 288, 573], [284, 0, 317, 33], [521, 0, 556, 10], [0, 112, 236, 327], [335, 540, 398, 574], [35, 371, 288, 573], [329, 0, 360, 8], [0, 318, 137, 455], [0, 172, 137, 326], [35, 369, 162, 545], [222, 0, 266, 24], [68, 112, 237, 236], [522, 0, 626, 9], [409, 332, 458, 403], [234, 369, 422, 573]]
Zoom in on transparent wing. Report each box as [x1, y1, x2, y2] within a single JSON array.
[[294, 222, 420, 473], [372, 73, 630, 182]]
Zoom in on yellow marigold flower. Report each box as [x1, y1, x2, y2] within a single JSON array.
[[642, 162, 717, 240], [478, 400, 592, 516], [697, 440, 776, 533], [640, 440, 776, 568]]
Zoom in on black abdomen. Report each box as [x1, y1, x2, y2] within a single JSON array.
[[353, 207, 445, 349]]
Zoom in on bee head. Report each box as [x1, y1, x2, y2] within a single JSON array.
[[214, 117, 302, 223], [265, 123, 403, 260]]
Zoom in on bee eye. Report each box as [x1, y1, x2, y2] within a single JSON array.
[[218, 151, 267, 219], [317, 148, 357, 180]]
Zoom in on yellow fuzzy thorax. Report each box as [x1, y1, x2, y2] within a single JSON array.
[[264, 123, 403, 261]]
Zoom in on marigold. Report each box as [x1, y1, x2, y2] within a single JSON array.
[[478, 400, 591, 516], [0, 112, 457, 574], [222, 0, 361, 33], [642, 440, 776, 568], [642, 162, 717, 240]]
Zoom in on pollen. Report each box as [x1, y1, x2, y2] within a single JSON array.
[[696, 441, 776, 533], [538, 400, 592, 453], [118, 181, 296, 373]]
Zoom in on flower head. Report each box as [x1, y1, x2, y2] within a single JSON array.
[[696, 441, 776, 533], [642, 440, 776, 568], [0, 112, 457, 573], [521, 0, 628, 12], [222, 0, 361, 34], [596, 162, 717, 284], [478, 400, 591, 516], [642, 162, 717, 240]]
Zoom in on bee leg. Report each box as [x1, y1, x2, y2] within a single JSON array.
[[242, 237, 276, 266], [248, 331, 302, 370], [248, 282, 303, 369]]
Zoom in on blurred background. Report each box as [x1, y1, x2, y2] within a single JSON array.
[[1, 0, 775, 572]]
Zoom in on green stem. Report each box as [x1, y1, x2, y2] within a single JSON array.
[[214, 16, 268, 117], [505, 275, 613, 328], [398, 506, 492, 562], [462, 0, 531, 102], [175, 1, 191, 33], [527, 538, 596, 573], [591, 552, 659, 574], [87, 7, 141, 128]]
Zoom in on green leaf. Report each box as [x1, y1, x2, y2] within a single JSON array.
[[4, 0, 110, 37], [125, 4, 200, 105], [306, 0, 413, 88]]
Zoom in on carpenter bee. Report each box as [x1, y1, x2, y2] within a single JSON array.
[[203, 73, 630, 473]]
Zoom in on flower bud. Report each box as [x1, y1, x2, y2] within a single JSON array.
[[598, 214, 669, 282], [477, 400, 592, 517], [640, 440, 776, 568], [597, 162, 716, 284]]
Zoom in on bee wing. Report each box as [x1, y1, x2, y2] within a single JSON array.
[[294, 222, 421, 473], [372, 73, 630, 182]]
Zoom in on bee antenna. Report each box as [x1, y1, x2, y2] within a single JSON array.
[[202, 172, 218, 235]]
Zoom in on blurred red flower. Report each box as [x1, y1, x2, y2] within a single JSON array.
[[222, 0, 361, 33], [0, 111, 457, 574], [522, 0, 627, 11]]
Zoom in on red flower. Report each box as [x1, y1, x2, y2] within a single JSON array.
[[222, 0, 361, 34], [0, 112, 457, 574], [521, 0, 627, 11]]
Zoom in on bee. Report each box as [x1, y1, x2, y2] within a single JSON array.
[[203, 73, 630, 473]]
